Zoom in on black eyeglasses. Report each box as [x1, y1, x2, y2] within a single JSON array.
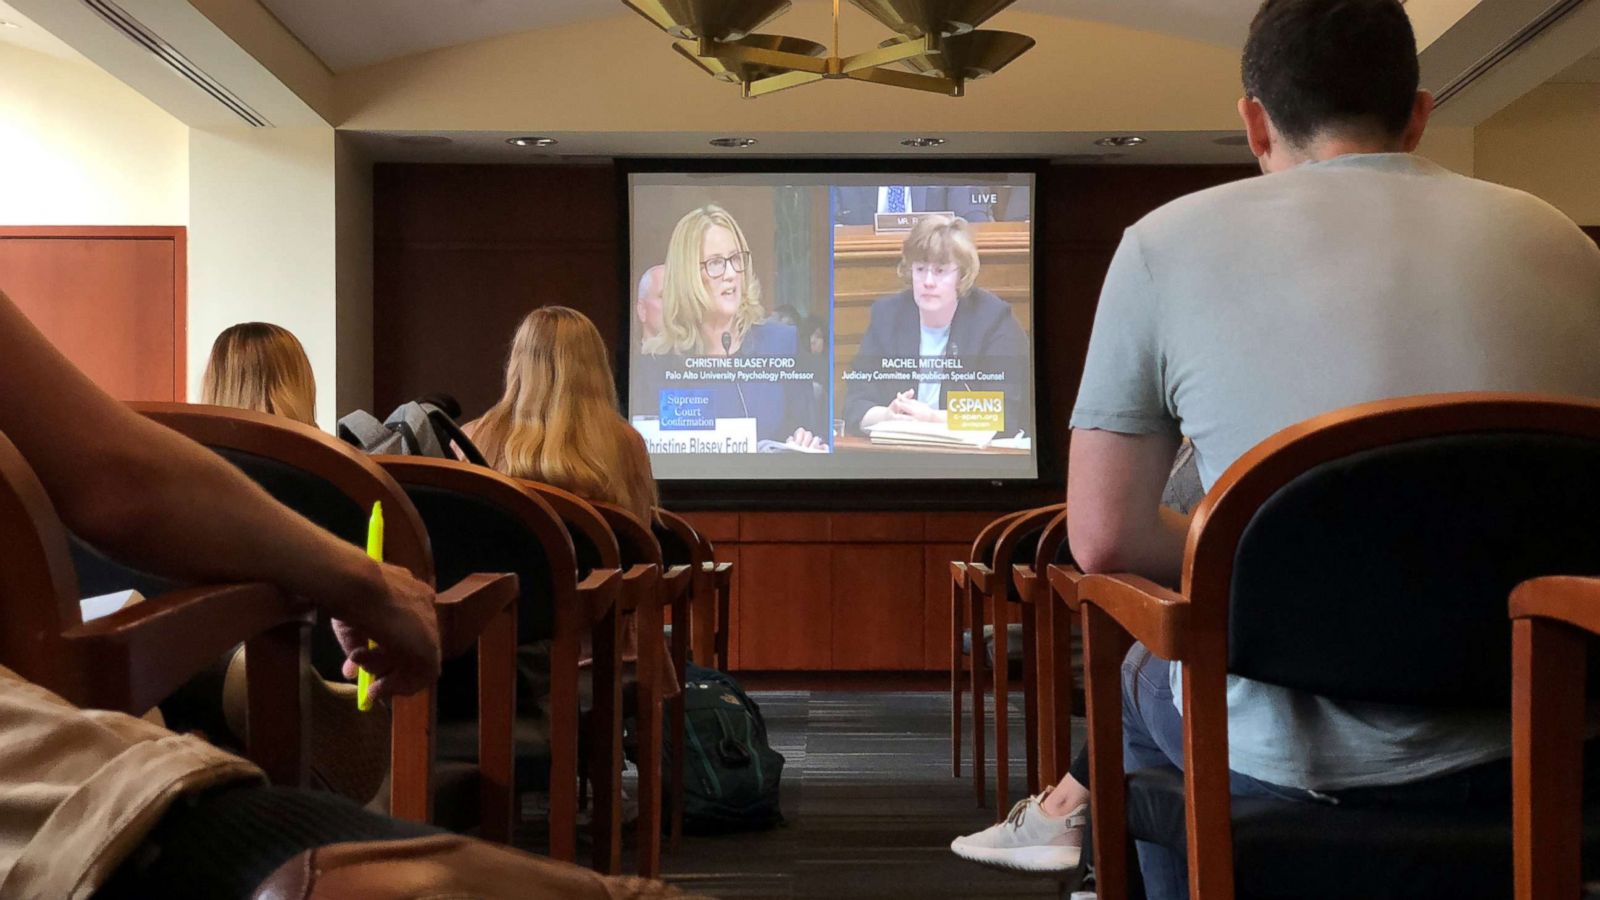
[[701, 251, 751, 278]]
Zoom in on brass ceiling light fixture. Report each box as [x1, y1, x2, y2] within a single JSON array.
[[622, 0, 1035, 98]]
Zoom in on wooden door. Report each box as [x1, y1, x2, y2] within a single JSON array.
[[0, 227, 186, 401]]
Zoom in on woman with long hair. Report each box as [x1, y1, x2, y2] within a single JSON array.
[[201, 322, 317, 426], [640, 204, 824, 449], [469, 305, 657, 523], [198, 322, 392, 807]]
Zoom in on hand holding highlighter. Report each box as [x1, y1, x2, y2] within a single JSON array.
[[356, 501, 384, 711]]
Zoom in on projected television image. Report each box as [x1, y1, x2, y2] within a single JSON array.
[[627, 172, 1036, 481]]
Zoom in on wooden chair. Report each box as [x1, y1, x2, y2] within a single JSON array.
[[1011, 508, 1075, 787], [589, 501, 692, 880], [652, 508, 714, 850], [129, 404, 519, 842], [966, 502, 1067, 816], [1510, 575, 1600, 900], [376, 457, 623, 866], [950, 508, 1025, 806], [517, 481, 636, 876], [0, 428, 313, 788], [1071, 393, 1600, 900]]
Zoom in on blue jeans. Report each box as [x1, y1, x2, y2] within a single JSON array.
[[1118, 643, 1317, 900]]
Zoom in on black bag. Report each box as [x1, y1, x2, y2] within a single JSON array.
[[337, 398, 486, 465], [674, 663, 785, 833]]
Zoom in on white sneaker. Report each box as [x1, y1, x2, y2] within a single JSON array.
[[950, 795, 1087, 873]]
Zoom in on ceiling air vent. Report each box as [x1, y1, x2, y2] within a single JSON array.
[[1434, 0, 1590, 107], [81, 0, 271, 127]]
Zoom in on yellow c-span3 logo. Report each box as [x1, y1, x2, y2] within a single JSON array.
[[947, 391, 1004, 432]]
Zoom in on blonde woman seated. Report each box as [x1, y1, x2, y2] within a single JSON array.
[[466, 306, 677, 692], [199, 322, 392, 807]]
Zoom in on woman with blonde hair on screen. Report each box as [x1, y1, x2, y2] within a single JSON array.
[[201, 322, 317, 426], [641, 204, 824, 449]]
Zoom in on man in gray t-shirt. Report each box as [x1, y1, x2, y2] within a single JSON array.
[[950, 0, 1600, 893]]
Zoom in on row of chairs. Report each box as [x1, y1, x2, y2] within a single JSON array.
[[0, 402, 735, 879], [953, 392, 1600, 899]]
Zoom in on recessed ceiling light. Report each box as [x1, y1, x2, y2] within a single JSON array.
[[506, 136, 557, 148], [1095, 135, 1147, 147], [396, 135, 452, 146], [0, 21, 20, 29], [709, 137, 758, 148], [901, 136, 947, 148]]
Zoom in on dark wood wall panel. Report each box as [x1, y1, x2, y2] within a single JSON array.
[[374, 165, 619, 418], [832, 544, 926, 669]]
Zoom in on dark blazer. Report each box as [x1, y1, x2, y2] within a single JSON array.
[[843, 288, 1031, 435], [832, 186, 997, 226], [631, 322, 819, 444]]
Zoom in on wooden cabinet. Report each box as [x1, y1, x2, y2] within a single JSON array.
[[683, 510, 1004, 672]]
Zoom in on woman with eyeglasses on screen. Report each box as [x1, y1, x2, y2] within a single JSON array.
[[641, 204, 825, 450], [843, 214, 1029, 437]]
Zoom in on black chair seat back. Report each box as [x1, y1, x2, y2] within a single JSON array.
[[1228, 431, 1600, 706], [400, 483, 558, 720]]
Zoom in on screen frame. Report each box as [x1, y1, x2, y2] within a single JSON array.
[[615, 156, 1057, 511]]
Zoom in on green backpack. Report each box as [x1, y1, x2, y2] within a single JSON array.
[[674, 663, 785, 833]]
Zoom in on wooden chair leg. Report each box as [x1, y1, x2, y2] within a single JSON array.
[[244, 621, 307, 788], [390, 685, 437, 825], [635, 603, 665, 879], [1052, 597, 1077, 783], [590, 605, 623, 875], [714, 575, 731, 672], [691, 572, 715, 667], [1021, 602, 1039, 796], [548, 633, 580, 863], [669, 595, 689, 852], [969, 583, 987, 808], [951, 575, 964, 779], [1514, 617, 1586, 900], [1034, 590, 1058, 787], [476, 602, 517, 844], [1083, 604, 1133, 900], [993, 595, 1012, 819]]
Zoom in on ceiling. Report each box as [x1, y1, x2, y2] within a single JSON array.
[[1551, 49, 1600, 84], [0, 0, 86, 62], [259, 0, 1269, 72], [346, 128, 1257, 165]]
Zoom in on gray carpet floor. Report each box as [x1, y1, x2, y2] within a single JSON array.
[[649, 690, 1085, 900]]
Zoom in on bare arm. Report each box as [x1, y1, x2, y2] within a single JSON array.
[[1066, 427, 1190, 587], [0, 290, 438, 698]]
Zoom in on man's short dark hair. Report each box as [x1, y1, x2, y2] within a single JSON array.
[[1241, 0, 1419, 146]]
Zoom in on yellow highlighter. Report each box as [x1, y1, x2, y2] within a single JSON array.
[[357, 501, 384, 711]]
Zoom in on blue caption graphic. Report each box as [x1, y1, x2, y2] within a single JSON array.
[[659, 390, 715, 430]]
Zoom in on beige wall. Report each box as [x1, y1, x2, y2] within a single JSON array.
[[1417, 125, 1476, 175], [335, 132, 374, 418], [188, 126, 340, 428], [0, 44, 187, 225], [338, 6, 1246, 134], [1476, 84, 1600, 225]]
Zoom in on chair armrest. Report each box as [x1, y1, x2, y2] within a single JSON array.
[[1046, 563, 1086, 612], [1012, 564, 1039, 605], [663, 564, 693, 603], [64, 582, 311, 714], [434, 573, 520, 660], [1075, 573, 1190, 661], [1510, 576, 1600, 636], [577, 568, 622, 625], [949, 560, 968, 588], [618, 564, 660, 613], [967, 563, 996, 596]]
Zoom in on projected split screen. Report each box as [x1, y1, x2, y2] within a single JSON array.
[[628, 172, 1037, 481]]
